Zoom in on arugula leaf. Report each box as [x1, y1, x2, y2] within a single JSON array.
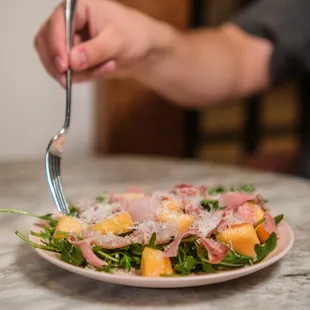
[[30, 225, 55, 241], [235, 184, 256, 193], [200, 199, 221, 212], [95, 195, 108, 203], [15, 231, 59, 252], [217, 251, 253, 267], [59, 239, 86, 266], [274, 214, 284, 225], [120, 254, 132, 271], [208, 186, 226, 195], [174, 256, 198, 275], [253, 218, 266, 229], [148, 233, 157, 249], [97, 264, 114, 274], [254, 232, 277, 263], [202, 262, 217, 273], [68, 203, 79, 217]]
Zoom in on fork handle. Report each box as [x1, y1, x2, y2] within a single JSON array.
[[64, 0, 77, 129]]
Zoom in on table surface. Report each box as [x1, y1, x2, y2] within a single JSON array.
[[0, 156, 309, 310]]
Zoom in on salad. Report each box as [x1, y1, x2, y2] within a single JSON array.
[[0, 184, 284, 277]]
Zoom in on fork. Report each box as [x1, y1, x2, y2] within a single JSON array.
[[45, 0, 77, 215]]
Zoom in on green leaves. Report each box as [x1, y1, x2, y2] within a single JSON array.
[[15, 231, 60, 252], [274, 214, 284, 225], [174, 256, 198, 275], [253, 218, 266, 229], [207, 186, 226, 195], [216, 251, 253, 268], [94, 243, 144, 273], [207, 184, 256, 195], [200, 199, 221, 212], [234, 184, 256, 193], [95, 195, 109, 203], [58, 239, 86, 266], [254, 232, 277, 263], [148, 233, 157, 249]]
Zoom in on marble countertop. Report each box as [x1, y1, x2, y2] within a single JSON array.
[[0, 155, 309, 310]]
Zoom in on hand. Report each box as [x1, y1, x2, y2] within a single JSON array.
[[34, 0, 174, 87]]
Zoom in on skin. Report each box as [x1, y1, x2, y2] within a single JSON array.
[[34, 0, 274, 107]]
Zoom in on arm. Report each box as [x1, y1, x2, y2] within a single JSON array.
[[34, 0, 310, 108], [134, 23, 273, 107]]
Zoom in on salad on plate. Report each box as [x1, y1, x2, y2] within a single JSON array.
[[0, 184, 284, 277]]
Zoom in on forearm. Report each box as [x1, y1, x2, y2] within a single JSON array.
[[134, 23, 273, 107]]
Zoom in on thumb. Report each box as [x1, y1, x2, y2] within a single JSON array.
[[69, 30, 122, 71]]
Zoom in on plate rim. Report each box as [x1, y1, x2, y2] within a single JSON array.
[[29, 219, 294, 288]]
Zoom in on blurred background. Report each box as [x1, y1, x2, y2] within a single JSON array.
[[0, 0, 308, 177]]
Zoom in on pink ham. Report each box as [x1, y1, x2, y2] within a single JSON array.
[[164, 229, 228, 264], [109, 193, 161, 222], [263, 211, 277, 234], [234, 202, 256, 223], [206, 219, 229, 237], [173, 184, 207, 197], [123, 195, 161, 222], [221, 192, 255, 211], [68, 235, 107, 268], [79, 221, 177, 250], [184, 203, 203, 217], [126, 186, 144, 193]]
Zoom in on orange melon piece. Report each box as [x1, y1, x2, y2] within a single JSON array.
[[161, 197, 181, 211], [247, 202, 270, 243], [89, 212, 133, 235], [157, 212, 194, 233], [216, 223, 260, 257], [141, 247, 173, 277], [53, 216, 84, 239]]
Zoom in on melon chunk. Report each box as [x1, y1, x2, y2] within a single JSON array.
[[247, 202, 270, 243], [216, 223, 260, 257], [157, 212, 194, 233], [161, 197, 181, 211], [53, 216, 84, 239], [88, 212, 133, 235], [141, 247, 173, 277]]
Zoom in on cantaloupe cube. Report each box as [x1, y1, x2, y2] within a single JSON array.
[[53, 216, 84, 239], [89, 212, 133, 235], [141, 247, 173, 277], [216, 223, 260, 257], [247, 202, 270, 243], [157, 212, 194, 233], [161, 197, 181, 211]]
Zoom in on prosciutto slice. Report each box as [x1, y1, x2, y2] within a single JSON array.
[[263, 211, 277, 234], [184, 203, 204, 218], [68, 235, 107, 268], [110, 194, 161, 222], [123, 195, 161, 222], [220, 192, 255, 211], [234, 202, 256, 223], [164, 229, 228, 264], [173, 184, 207, 197], [78, 221, 177, 250]]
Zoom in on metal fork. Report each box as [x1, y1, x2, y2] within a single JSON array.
[[45, 0, 77, 215]]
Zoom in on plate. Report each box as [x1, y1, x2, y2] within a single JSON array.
[[28, 219, 294, 288]]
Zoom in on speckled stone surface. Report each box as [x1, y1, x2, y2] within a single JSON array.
[[0, 155, 309, 310]]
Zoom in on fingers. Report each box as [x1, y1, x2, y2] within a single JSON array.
[[72, 60, 117, 82], [34, 0, 90, 78], [69, 27, 123, 71], [34, 23, 60, 79]]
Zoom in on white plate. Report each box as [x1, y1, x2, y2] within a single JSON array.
[[28, 219, 294, 288]]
